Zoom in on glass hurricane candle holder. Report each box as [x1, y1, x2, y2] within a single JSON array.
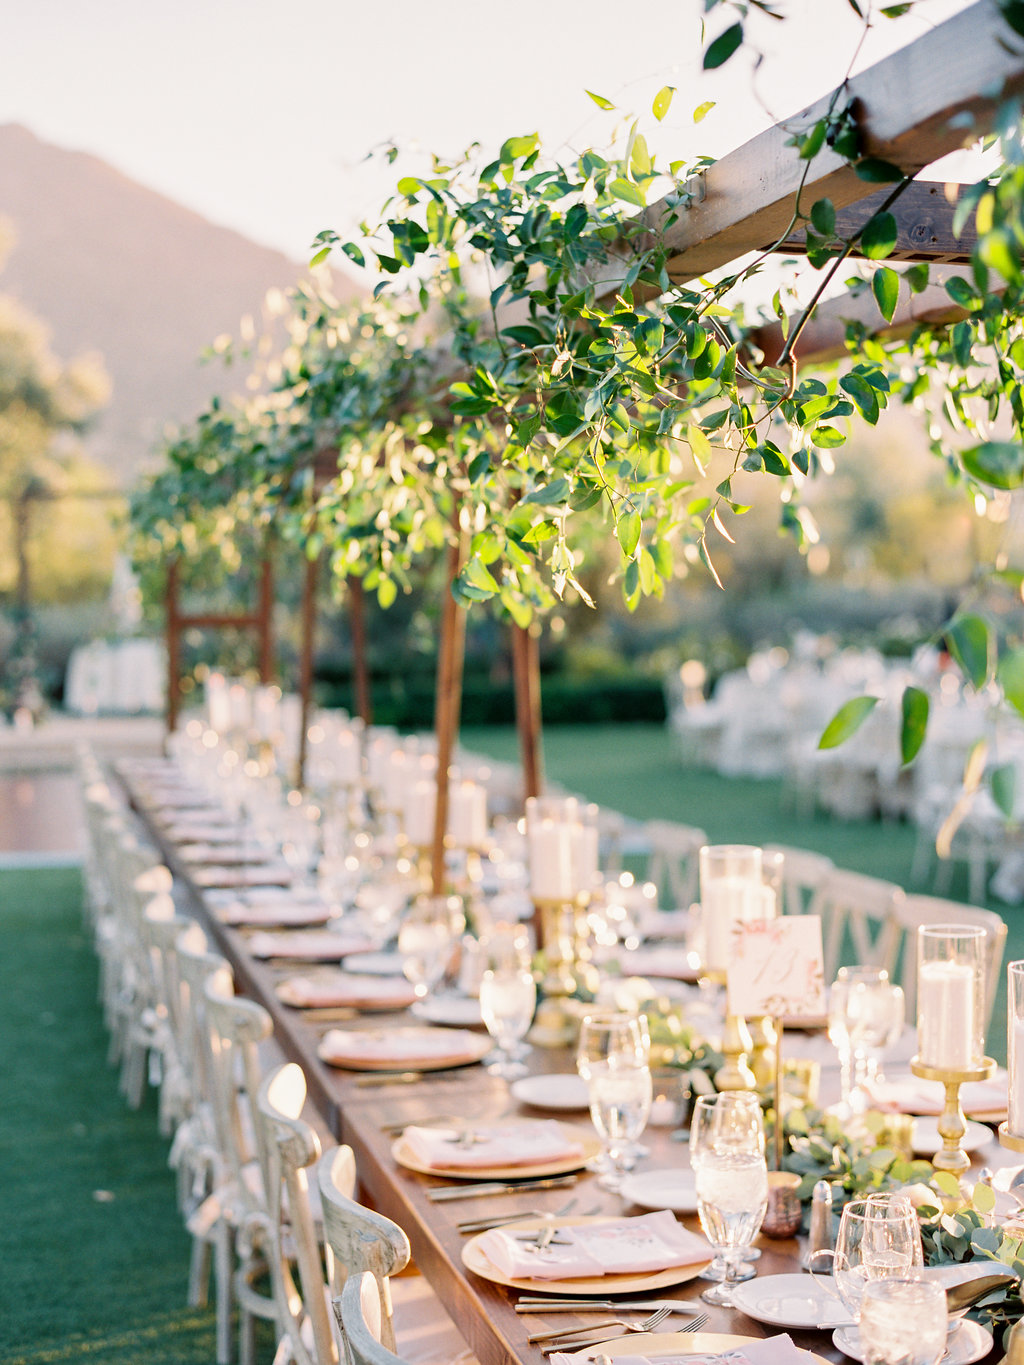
[[698, 844, 767, 976], [916, 924, 985, 1071], [1001, 960, 1024, 1152]]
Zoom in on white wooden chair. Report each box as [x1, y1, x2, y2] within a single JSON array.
[[318, 1149, 476, 1365], [876, 894, 1008, 1038], [256, 1063, 337, 1365], [138, 893, 194, 1137], [203, 970, 279, 1365], [334, 1274, 407, 1365], [643, 820, 708, 908], [763, 844, 835, 917], [806, 867, 906, 981], [174, 935, 234, 1365]]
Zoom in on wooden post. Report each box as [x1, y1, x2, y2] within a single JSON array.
[[257, 551, 274, 684], [431, 506, 468, 896], [296, 550, 319, 788], [512, 624, 544, 802], [165, 559, 182, 738], [347, 574, 373, 725]]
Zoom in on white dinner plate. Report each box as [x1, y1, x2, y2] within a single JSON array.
[[619, 1167, 698, 1214], [731, 1273, 856, 1330], [510, 1073, 590, 1112], [833, 1319, 991, 1364], [411, 995, 484, 1028], [911, 1116, 992, 1156], [344, 950, 405, 976]]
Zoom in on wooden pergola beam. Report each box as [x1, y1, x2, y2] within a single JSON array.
[[621, 0, 1023, 288], [749, 265, 975, 368], [779, 180, 978, 263]]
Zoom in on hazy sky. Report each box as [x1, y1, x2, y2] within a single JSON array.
[[1, 0, 974, 263]]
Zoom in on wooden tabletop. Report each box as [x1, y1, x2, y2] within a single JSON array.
[[121, 768, 996, 1365]]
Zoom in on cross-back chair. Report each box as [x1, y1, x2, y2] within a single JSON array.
[[807, 867, 906, 981]]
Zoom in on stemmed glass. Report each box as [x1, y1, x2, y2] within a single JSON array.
[[478, 924, 536, 1080], [859, 1279, 947, 1365], [829, 966, 904, 1113], [829, 1193, 924, 1324], [576, 1009, 652, 1191], [397, 895, 465, 1000], [280, 794, 322, 890], [689, 1091, 768, 1305]]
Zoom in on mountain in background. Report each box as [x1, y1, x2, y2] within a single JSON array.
[[0, 123, 360, 485]]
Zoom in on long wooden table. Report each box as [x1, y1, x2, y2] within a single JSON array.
[[122, 767, 998, 1365]]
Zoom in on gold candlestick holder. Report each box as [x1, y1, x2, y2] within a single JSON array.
[[910, 1055, 995, 1174], [702, 969, 756, 1092], [997, 1124, 1024, 1154], [533, 897, 581, 997]]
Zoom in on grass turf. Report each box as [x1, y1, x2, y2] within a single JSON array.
[[0, 865, 224, 1364]]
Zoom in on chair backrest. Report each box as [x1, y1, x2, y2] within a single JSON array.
[[643, 820, 708, 908], [807, 868, 906, 980], [256, 1063, 336, 1365], [762, 844, 835, 917], [334, 1274, 408, 1365], [174, 927, 230, 1136], [318, 1147, 406, 1355], [880, 894, 1008, 1036], [203, 970, 275, 1206]]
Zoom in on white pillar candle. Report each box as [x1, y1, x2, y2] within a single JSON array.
[[527, 819, 575, 901], [404, 779, 435, 847], [570, 822, 600, 893], [449, 780, 487, 848], [1011, 1018, 1024, 1136], [382, 749, 408, 812], [227, 681, 251, 732], [206, 674, 231, 734], [702, 875, 764, 974], [333, 729, 362, 785], [252, 685, 280, 739], [917, 959, 976, 1069]]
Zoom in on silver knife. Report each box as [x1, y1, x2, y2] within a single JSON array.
[[515, 1298, 699, 1314], [427, 1174, 578, 1202]]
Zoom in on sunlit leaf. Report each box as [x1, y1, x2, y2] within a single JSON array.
[[900, 686, 929, 764], [999, 647, 1024, 718], [960, 440, 1024, 491], [991, 763, 1017, 819], [946, 614, 992, 690], [652, 86, 676, 121], [618, 508, 642, 558], [585, 90, 616, 110], [693, 100, 716, 123], [872, 266, 900, 322], [862, 211, 898, 260], [818, 696, 879, 750]]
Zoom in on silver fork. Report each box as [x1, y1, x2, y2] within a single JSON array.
[[532, 1304, 672, 1351], [457, 1197, 578, 1234]]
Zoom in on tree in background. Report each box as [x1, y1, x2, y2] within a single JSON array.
[[0, 220, 111, 714]]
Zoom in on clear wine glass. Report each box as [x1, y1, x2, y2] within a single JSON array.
[[859, 1279, 947, 1365], [397, 895, 465, 999], [831, 1194, 924, 1322], [478, 925, 536, 1080], [689, 1092, 767, 1304], [848, 979, 905, 1100], [576, 1009, 651, 1191], [280, 794, 321, 890], [829, 965, 889, 1114]]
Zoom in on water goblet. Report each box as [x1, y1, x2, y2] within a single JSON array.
[[690, 1092, 767, 1302], [577, 1009, 651, 1190], [831, 1193, 924, 1323], [280, 794, 321, 889], [859, 1278, 947, 1365], [397, 895, 465, 999], [478, 924, 536, 1080], [829, 965, 889, 1114]]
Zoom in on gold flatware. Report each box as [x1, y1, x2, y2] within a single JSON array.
[[534, 1305, 673, 1352], [426, 1174, 578, 1202], [514, 1298, 700, 1315]]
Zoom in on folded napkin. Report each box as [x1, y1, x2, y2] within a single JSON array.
[[192, 864, 292, 888], [181, 843, 275, 866], [637, 907, 692, 940], [215, 899, 333, 929], [619, 947, 699, 981], [403, 1120, 583, 1171], [864, 1070, 1007, 1116], [318, 1026, 485, 1068], [276, 971, 416, 1009], [551, 1331, 815, 1365], [247, 930, 375, 960], [478, 1209, 709, 1281]]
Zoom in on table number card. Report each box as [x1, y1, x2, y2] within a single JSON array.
[[726, 915, 826, 1020]]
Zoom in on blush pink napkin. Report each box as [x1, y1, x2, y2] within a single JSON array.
[[276, 972, 416, 1009], [864, 1070, 1007, 1116], [318, 1026, 484, 1068], [247, 930, 375, 959], [550, 1331, 815, 1365], [477, 1209, 709, 1280], [403, 1120, 584, 1171], [215, 899, 333, 928]]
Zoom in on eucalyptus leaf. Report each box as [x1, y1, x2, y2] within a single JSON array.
[[818, 695, 879, 750]]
